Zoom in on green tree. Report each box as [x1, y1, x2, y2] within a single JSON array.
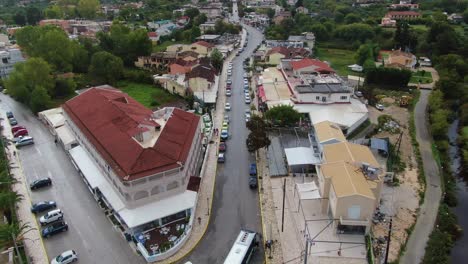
[[26, 7, 42, 25], [210, 49, 223, 72], [430, 109, 450, 139], [13, 12, 26, 26], [30, 86, 52, 113], [44, 5, 64, 19], [4, 58, 54, 104], [266, 8, 275, 19], [344, 13, 361, 24], [77, 0, 100, 19], [88, 51, 124, 85], [184, 8, 200, 20], [265, 105, 301, 127], [335, 23, 375, 42], [53, 77, 76, 98], [246, 115, 271, 153]]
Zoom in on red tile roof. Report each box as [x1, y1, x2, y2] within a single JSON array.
[[63, 86, 200, 181], [193, 41, 214, 48], [185, 64, 217, 82], [148, 32, 158, 37], [290, 58, 335, 73], [387, 11, 421, 17]]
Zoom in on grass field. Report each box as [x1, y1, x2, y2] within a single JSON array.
[[316, 47, 356, 76], [410, 70, 433, 84], [153, 40, 189, 52], [117, 81, 179, 108], [463, 126, 468, 137]]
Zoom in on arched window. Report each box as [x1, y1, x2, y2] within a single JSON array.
[[166, 181, 179, 190], [151, 186, 161, 196], [134, 190, 149, 200]]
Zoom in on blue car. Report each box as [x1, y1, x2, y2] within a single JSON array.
[[31, 201, 57, 214], [249, 163, 257, 176], [220, 130, 229, 141], [42, 221, 68, 238]]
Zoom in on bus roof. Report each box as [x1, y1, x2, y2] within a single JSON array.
[[224, 230, 256, 264]]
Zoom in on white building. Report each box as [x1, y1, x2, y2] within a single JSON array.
[[0, 48, 25, 79], [62, 86, 204, 262]]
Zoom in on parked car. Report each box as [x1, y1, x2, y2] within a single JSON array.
[[31, 201, 57, 214], [354, 91, 363, 97], [11, 125, 26, 134], [217, 153, 225, 163], [220, 130, 229, 141], [224, 115, 229, 124], [41, 220, 68, 238], [219, 142, 227, 152], [375, 104, 385, 111], [30, 177, 52, 190], [225, 103, 231, 111], [249, 175, 258, 189], [6, 111, 14, 118], [222, 121, 229, 131], [226, 90, 232, 97], [245, 97, 251, 104], [227, 79, 232, 84], [226, 84, 231, 89], [40, 209, 64, 225], [15, 136, 34, 147], [8, 118, 18, 126], [249, 163, 257, 176], [13, 129, 28, 138], [51, 250, 78, 264], [245, 113, 251, 122]]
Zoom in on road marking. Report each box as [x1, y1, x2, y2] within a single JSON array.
[[36, 147, 42, 156], [47, 170, 52, 178]]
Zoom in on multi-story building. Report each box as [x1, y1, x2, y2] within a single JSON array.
[[0, 48, 25, 78], [63, 86, 204, 262]]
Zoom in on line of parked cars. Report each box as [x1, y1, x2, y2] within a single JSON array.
[[7, 111, 34, 147], [30, 177, 77, 263]]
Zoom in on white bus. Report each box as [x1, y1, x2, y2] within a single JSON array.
[[224, 229, 258, 264]]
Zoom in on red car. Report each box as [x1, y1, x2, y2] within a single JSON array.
[[13, 129, 29, 138], [226, 84, 231, 89], [11, 125, 26, 134], [219, 142, 227, 152]]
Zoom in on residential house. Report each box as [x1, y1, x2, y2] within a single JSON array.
[[448, 13, 464, 24], [296, 6, 309, 14], [134, 52, 177, 70], [243, 12, 270, 28], [185, 63, 218, 105], [288, 32, 316, 49], [199, 2, 223, 22], [178, 51, 200, 63], [196, 35, 221, 45], [189, 41, 215, 56], [273, 11, 292, 25], [265, 47, 311, 65], [289, 58, 335, 75], [386, 50, 417, 69], [169, 58, 197, 75], [147, 32, 158, 43], [317, 141, 384, 234], [380, 17, 397, 27], [200, 22, 216, 34], [384, 11, 421, 20], [389, 2, 419, 10], [154, 74, 188, 96], [0, 48, 25, 78], [176, 16, 190, 25], [63, 86, 204, 262], [0, 34, 10, 45]]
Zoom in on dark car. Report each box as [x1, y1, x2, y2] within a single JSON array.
[[31, 201, 57, 214], [249, 175, 258, 189], [30, 178, 52, 190], [249, 163, 257, 176], [41, 220, 68, 238], [8, 118, 18, 126], [6, 111, 14, 118], [219, 142, 227, 152]]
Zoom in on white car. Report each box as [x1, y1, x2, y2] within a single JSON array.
[[375, 104, 385, 111], [225, 103, 231, 111], [224, 115, 229, 124], [227, 69, 232, 75], [245, 113, 251, 122], [226, 90, 232, 96], [245, 97, 251, 104], [40, 209, 64, 226], [51, 250, 78, 264]]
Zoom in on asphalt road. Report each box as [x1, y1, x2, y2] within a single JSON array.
[[182, 26, 265, 264], [400, 89, 442, 264], [0, 94, 144, 264]]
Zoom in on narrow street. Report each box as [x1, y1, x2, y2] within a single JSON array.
[[0, 94, 143, 264], [183, 16, 266, 264], [401, 89, 442, 264]]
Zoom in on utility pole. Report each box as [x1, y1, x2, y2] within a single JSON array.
[[281, 178, 286, 232], [303, 236, 309, 264], [384, 218, 393, 264]]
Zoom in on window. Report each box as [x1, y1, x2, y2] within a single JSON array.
[[316, 96, 320, 100], [340, 96, 347, 100], [166, 181, 179, 190], [134, 190, 149, 200], [151, 186, 161, 195], [348, 205, 361, 219], [322, 97, 326, 102]]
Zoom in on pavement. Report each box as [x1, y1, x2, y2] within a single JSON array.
[[182, 22, 265, 264], [400, 89, 442, 264], [1, 111, 48, 264]]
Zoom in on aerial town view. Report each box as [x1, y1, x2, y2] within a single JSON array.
[[0, 0, 467, 264]]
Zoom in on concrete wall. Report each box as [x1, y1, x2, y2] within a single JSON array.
[[189, 77, 212, 93], [267, 53, 285, 65], [294, 92, 351, 104]]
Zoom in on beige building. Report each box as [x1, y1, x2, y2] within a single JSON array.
[[313, 120, 346, 145], [317, 141, 383, 234], [386, 50, 417, 69]]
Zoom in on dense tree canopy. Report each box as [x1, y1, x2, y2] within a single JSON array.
[[77, 0, 100, 19], [265, 105, 301, 127], [88, 51, 124, 85]]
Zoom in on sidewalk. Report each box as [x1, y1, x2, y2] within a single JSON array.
[[1, 111, 49, 264], [160, 40, 239, 264]]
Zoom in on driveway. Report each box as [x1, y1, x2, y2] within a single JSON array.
[[182, 25, 265, 264], [0, 94, 144, 264], [400, 89, 442, 263]]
